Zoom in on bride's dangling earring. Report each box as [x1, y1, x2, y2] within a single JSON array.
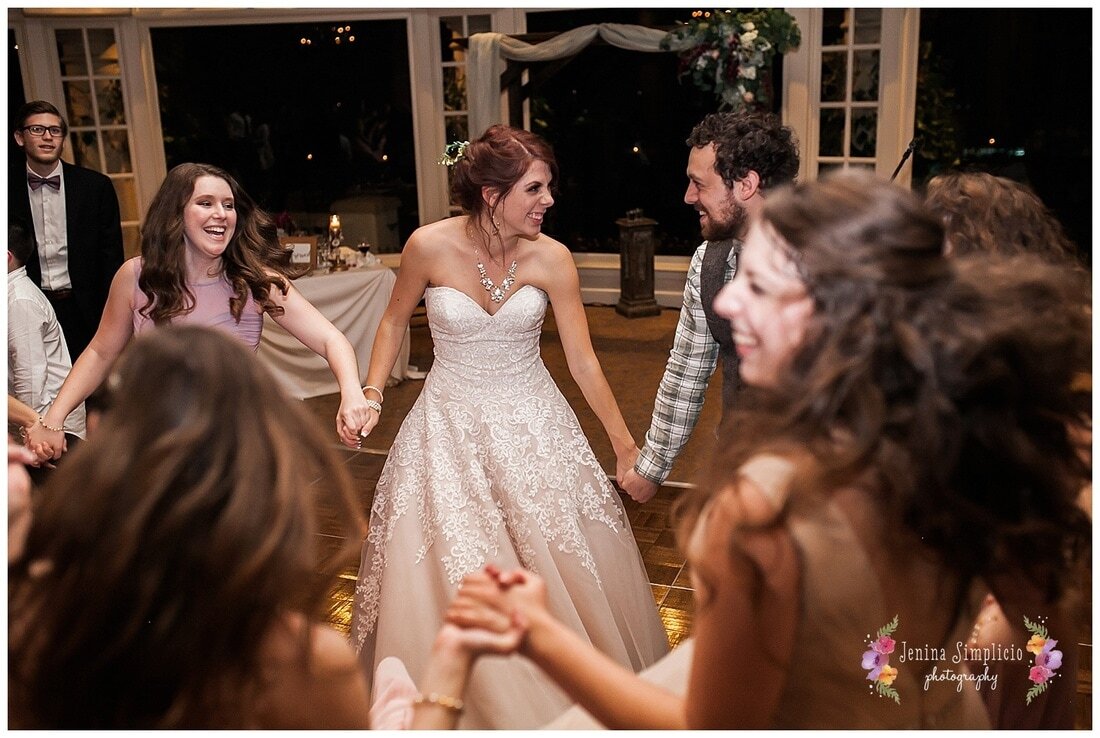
[[491, 214, 501, 235]]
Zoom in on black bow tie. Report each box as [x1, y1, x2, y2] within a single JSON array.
[[28, 173, 61, 191]]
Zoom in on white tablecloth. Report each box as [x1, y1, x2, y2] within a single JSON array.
[[257, 266, 409, 399]]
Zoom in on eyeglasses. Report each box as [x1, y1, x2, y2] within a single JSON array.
[[21, 125, 64, 137]]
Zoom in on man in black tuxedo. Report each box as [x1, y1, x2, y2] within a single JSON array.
[[10, 100, 124, 359]]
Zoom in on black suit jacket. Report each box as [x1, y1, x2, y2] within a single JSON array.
[[9, 161, 125, 328]]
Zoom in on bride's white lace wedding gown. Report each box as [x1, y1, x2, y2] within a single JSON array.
[[352, 284, 668, 729]]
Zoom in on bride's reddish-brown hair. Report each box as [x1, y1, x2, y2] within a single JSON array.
[[449, 124, 558, 240]]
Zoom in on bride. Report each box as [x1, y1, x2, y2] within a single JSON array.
[[351, 124, 668, 728]]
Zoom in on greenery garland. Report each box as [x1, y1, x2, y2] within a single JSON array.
[[661, 9, 801, 112]]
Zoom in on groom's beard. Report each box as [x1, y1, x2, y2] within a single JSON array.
[[700, 197, 746, 242]]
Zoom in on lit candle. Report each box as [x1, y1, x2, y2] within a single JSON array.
[[329, 214, 341, 230]]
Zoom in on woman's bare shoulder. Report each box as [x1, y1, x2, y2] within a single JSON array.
[[254, 614, 371, 729]]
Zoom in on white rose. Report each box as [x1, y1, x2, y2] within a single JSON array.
[[741, 29, 758, 47], [741, 21, 755, 31], [739, 64, 757, 80]]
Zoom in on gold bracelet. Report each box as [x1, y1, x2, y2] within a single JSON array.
[[411, 692, 464, 715], [37, 416, 64, 433], [362, 384, 385, 402]]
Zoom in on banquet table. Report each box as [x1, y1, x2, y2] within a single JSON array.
[[257, 265, 409, 399]]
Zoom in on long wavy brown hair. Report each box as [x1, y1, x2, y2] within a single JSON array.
[[137, 162, 305, 325], [678, 171, 1091, 608], [9, 326, 365, 728]]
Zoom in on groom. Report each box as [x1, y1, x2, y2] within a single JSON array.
[[619, 111, 800, 503]]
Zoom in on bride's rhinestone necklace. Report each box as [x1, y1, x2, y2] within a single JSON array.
[[475, 247, 517, 303]]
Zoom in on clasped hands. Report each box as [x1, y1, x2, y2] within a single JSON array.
[[616, 445, 659, 504], [443, 564, 547, 660]]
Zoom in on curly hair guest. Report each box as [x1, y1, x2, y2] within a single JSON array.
[[923, 170, 1081, 263], [446, 171, 1091, 730], [24, 163, 372, 463], [620, 111, 800, 505]]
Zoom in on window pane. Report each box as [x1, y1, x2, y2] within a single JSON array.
[[440, 16, 462, 62], [63, 80, 94, 126], [443, 66, 466, 111], [850, 108, 878, 157], [854, 8, 882, 44], [88, 28, 120, 76], [468, 14, 491, 35], [152, 19, 417, 250], [820, 51, 847, 102], [822, 8, 849, 46], [112, 176, 140, 221], [70, 130, 101, 171], [55, 29, 86, 77], [819, 108, 845, 157], [852, 50, 879, 102], [445, 115, 468, 144], [96, 78, 126, 124], [103, 129, 132, 173], [818, 161, 846, 177]]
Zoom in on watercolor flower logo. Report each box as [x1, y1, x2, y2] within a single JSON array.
[[1023, 616, 1063, 705], [862, 615, 901, 704]]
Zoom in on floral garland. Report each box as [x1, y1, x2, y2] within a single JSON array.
[[661, 9, 801, 112]]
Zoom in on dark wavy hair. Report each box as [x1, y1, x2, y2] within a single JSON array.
[[449, 124, 559, 245], [137, 162, 305, 325], [679, 171, 1090, 608], [9, 326, 365, 728], [923, 170, 1081, 264], [685, 111, 800, 191]]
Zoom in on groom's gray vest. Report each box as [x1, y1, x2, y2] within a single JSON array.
[[699, 238, 741, 415]]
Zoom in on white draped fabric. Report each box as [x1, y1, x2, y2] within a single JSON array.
[[257, 266, 409, 399], [468, 24, 669, 138]]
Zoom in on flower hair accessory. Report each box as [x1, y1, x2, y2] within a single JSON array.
[[437, 140, 469, 167]]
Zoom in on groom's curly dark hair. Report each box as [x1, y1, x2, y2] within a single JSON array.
[[686, 111, 800, 191]]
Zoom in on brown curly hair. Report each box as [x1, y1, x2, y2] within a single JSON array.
[[685, 111, 800, 191], [679, 171, 1090, 608], [9, 326, 365, 727], [137, 163, 305, 325], [923, 171, 1081, 264]]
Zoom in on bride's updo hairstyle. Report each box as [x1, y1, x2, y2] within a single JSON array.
[[450, 124, 559, 242]]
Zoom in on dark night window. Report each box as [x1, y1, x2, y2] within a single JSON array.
[[151, 20, 417, 252]]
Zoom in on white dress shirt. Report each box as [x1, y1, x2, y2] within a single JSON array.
[[26, 162, 71, 291], [7, 266, 86, 437]]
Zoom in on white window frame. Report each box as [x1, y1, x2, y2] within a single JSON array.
[[782, 8, 920, 187]]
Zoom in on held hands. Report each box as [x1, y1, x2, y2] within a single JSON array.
[[620, 469, 659, 504], [336, 387, 374, 448], [615, 445, 640, 493], [22, 420, 64, 465], [446, 565, 550, 658]]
